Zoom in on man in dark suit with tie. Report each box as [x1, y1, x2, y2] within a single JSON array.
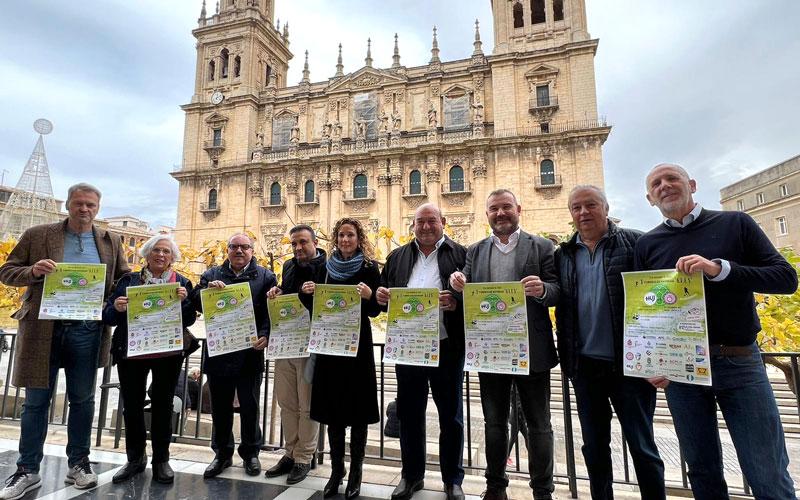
[[450, 189, 559, 500]]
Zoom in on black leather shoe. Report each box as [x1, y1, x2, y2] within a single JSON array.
[[286, 462, 311, 485], [444, 483, 465, 500], [112, 455, 147, 484], [323, 466, 346, 498], [152, 462, 174, 484], [344, 463, 362, 499], [203, 457, 232, 478], [264, 455, 294, 478], [244, 457, 261, 476], [481, 489, 508, 500], [391, 477, 424, 500]]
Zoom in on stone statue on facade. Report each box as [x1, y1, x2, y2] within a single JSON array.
[[356, 120, 366, 140], [472, 101, 484, 124], [428, 103, 438, 128], [255, 125, 264, 147], [379, 111, 389, 134], [391, 110, 402, 132], [290, 118, 300, 146]]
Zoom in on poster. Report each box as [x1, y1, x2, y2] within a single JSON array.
[[621, 270, 711, 386], [39, 263, 106, 320], [383, 288, 440, 366], [126, 283, 183, 357], [308, 284, 361, 357], [200, 282, 258, 357], [463, 282, 529, 374], [266, 294, 311, 359]]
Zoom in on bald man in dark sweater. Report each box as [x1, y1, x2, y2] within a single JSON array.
[[635, 164, 797, 500]]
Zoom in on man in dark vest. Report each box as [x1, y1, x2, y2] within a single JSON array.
[[555, 185, 665, 499]]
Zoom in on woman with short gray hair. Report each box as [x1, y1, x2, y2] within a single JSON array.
[[102, 234, 197, 484]]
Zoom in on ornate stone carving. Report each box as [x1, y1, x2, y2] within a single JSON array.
[[426, 169, 441, 183], [349, 200, 371, 213], [353, 74, 381, 88], [444, 193, 469, 207], [430, 86, 440, 97], [447, 214, 474, 226], [299, 104, 307, 115]]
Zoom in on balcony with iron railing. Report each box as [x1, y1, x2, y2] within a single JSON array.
[[297, 194, 320, 206], [199, 202, 220, 212], [342, 189, 377, 202], [535, 174, 563, 189], [259, 198, 286, 209], [529, 95, 559, 111], [402, 185, 427, 199], [441, 181, 472, 196]]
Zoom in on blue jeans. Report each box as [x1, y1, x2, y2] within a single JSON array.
[[18, 321, 102, 472], [395, 340, 465, 485], [571, 356, 665, 500], [665, 343, 796, 500], [479, 369, 554, 499]]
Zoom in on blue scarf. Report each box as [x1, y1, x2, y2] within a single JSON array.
[[326, 250, 364, 282]]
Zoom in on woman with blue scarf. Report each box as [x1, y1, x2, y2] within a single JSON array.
[[305, 218, 380, 499]]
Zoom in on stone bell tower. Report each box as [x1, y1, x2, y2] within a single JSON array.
[[491, 0, 590, 54]]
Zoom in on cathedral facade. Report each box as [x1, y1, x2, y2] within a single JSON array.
[[172, 0, 610, 252]]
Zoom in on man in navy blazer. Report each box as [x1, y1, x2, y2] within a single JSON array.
[[450, 189, 559, 500]]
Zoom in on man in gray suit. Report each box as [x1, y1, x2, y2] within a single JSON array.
[[450, 189, 559, 500]]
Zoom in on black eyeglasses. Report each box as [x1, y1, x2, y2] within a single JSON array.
[[228, 244, 252, 251]]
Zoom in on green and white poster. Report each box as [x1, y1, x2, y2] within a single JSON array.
[[126, 283, 183, 357], [266, 294, 311, 359], [621, 270, 711, 386], [39, 263, 107, 320], [463, 282, 529, 375], [384, 288, 440, 366], [200, 283, 258, 357], [309, 284, 361, 357]]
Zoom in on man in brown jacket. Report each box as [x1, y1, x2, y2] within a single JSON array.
[[0, 183, 128, 499]]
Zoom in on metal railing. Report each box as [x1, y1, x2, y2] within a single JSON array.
[[0, 329, 796, 498], [535, 174, 563, 188], [199, 202, 220, 212], [529, 95, 559, 109]]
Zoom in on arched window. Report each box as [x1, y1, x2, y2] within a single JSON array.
[[531, 0, 546, 24], [208, 60, 215, 81], [553, 0, 564, 21], [129, 237, 135, 246], [304, 180, 315, 203], [270, 182, 281, 205], [513, 2, 524, 28], [265, 64, 272, 86], [220, 48, 229, 78], [409, 170, 422, 195], [233, 55, 241, 78], [208, 188, 218, 209], [449, 165, 464, 192], [540, 159, 555, 185], [353, 174, 368, 199]]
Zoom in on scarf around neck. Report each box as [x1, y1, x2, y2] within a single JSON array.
[[326, 250, 364, 282], [142, 267, 176, 285]]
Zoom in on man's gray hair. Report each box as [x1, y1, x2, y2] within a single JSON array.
[[227, 232, 255, 246], [66, 183, 102, 207], [646, 163, 691, 187], [486, 189, 518, 205], [139, 234, 182, 263], [568, 185, 609, 210]]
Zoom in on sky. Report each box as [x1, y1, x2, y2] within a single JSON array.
[[1, 0, 798, 231]]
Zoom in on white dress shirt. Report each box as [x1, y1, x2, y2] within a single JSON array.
[[491, 227, 521, 254], [407, 236, 448, 340]]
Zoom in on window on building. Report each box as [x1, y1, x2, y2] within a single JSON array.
[[536, 85, 550, 107], [304, 180, 315, 203], [271, 115, 294, 150], [780, 184, 789, 197], [212, 128, 222, 147], [540, 122, 550, 134], [756, 192, 764, 205], [233, 56, 241, 78], [531, 0, 546, 24], [129, 237, 135, 246], [449, 165, 465, 192], [0, 191, 10, 203], [269, 182, 281, 205], [353, 174, 368, 199], [220, 49, 229, 78], [208, 60, 216, 81], [409, 170, 422, 195], [265, 64, 272, 86], [353, 92, 378, 140], [513, 2, 524, 28], [553, 0, 564, 21], [540, 159, 555, 185], [208, 188, 218, 209], [128, 254, 134, 264], [122, 220, 128, 227], [777, 216, 788, 236], [736, 200, 744, 211], [443, 94, 470, 130]]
